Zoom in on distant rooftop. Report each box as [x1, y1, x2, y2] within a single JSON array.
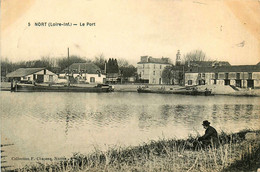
[[186, 65, 260, 73], [61, 63, 101, 74], [6, 68, 45, 78], [186, 61, 231, 67], [138, 56, 171, 64]]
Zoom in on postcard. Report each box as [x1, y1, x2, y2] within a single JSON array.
[[1, 0, 260, 171]]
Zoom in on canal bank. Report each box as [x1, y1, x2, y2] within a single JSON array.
[[11, 130, 260, 172], [1, 82, 260, 96]]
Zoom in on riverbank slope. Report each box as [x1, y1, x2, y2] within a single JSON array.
[[14, 130, 260, 172]]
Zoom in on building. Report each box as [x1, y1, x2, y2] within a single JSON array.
[[59, 63, 106, 84], [137, 56, 172, 84], [106, 73, 119, 83], [185, 65, 260, 88], [6, 68, 58, 83]]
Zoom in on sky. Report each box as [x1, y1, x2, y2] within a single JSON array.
[[1, 0, 260, 66]]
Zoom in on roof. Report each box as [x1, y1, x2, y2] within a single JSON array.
[[6, 68, 45, 77], [186, 61, 231, 67], [186, 65, 260, 73], [62, 63, 101, 74], [138, 56, 171, 64]]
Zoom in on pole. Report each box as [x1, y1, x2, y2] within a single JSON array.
[[68, 47, 70, 74], [67, 48, 70, 86]]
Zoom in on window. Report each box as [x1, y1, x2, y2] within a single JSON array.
[[214, 79, 217, 85], [153, 71, 155, 75], [160, 65, 162, 69], [23, 76, 27, 79], [248, 73, 252, 79], [90, 77, 95, 83], [188, 80, 192, 85]]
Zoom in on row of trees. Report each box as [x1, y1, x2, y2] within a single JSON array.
[[2, 49, 209, 83], [1, 54, 137, 79]]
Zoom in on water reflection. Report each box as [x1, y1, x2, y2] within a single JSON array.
[[0, 92, 259, 168]]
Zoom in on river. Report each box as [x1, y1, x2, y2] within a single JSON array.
[[0, 91, 259, 168]]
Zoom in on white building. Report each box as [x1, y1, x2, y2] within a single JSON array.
[[6, 68, 58, 83], [59, 63, 106, 84], [137, 56, 172, 84]]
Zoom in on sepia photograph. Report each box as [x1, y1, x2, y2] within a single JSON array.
[[1, 0, 260, 171]]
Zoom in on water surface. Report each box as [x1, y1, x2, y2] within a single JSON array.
[[1, 92, 259, 167]]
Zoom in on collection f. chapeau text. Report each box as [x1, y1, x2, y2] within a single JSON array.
[[11, 157, 67, 161], [28, 22, 96, 27]]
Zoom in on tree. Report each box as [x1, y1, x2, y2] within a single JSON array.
[[106, 58, 119, 73], [93, 53, 106, 70], [57, 55, 87, 71], [184, 49, 207, 62], [119, 65, 137, 77], [161, 66, 174, 84], [117, 58, 129, 68]]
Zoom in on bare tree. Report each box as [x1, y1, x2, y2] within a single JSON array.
[[184, 49, 207, 62], [117, 58, 129, 68]]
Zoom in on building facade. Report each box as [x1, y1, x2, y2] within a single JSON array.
[[185, 65, 260, 88], [59, 63, 106, 84], [6, 68, 58, 83], [137, 56, 172, 84]]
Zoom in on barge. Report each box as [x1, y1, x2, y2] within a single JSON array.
[[11, 83, 114, 93], [137, 86, 212, 96]]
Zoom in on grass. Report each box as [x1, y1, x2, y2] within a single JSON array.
[[10, 130, 260, 172]]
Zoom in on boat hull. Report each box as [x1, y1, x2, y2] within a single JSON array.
[[137, 88, 212, 96], [12, 84, 114, 93]]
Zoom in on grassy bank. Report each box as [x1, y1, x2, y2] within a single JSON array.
[[12, 130, 260, 172]]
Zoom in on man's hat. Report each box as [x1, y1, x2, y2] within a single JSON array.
[[202, 120, 210, 126]]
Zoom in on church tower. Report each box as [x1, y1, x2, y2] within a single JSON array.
[[176, 50, 181, 66]]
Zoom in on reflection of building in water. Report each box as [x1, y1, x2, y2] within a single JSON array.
[[185, 64, 260, 88]]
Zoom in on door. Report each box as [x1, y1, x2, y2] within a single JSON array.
[[49, 75, 53, 82], [235, 80, 241, 88], [224, 80, 230, 85], [247, 80, 254, 88], [37, 75, 44, 83]]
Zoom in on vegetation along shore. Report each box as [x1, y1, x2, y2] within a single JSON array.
[[10, 129, 260, 172]]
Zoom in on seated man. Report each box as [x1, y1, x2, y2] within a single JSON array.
[[198, 120, 219, 148]]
